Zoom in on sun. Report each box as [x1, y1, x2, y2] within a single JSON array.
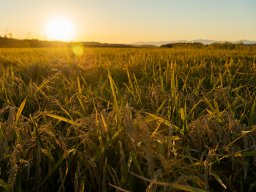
[[44, 17, 76, 41]]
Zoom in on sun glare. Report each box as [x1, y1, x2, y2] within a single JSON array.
[[44, 17, 76, 41]]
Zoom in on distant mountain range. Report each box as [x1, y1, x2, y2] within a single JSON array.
[[132, 39, 256, 46]]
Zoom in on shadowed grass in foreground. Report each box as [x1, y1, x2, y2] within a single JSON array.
[[0, 46, 256, 191]]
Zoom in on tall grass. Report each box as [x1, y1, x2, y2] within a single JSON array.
[[0, 46, 256, 191]]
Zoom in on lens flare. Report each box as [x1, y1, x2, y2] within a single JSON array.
[[72, 43, 84, 56]]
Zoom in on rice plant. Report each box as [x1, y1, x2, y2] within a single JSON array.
[[0, 45, 256, 191]]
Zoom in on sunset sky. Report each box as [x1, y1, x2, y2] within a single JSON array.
[[0, 0, 255, 43]]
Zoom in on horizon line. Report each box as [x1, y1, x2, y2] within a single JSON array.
[[1, 36, 256, 45]]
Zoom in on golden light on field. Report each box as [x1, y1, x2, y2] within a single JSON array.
[[44, 17, 76, 41]]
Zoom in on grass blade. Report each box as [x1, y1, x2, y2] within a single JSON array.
[[249, 97, 256, 127], [0, 179, 10, 192], [45, 113, 80, 126], [15, 97, 26, 124], [108, 183, 130, 192], [210, 172, 227, 190], [145, 112, 180, 131], [130, 172, 207, 192], [40, 149, 75, 186]]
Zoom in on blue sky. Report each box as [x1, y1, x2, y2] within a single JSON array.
[[0, 0, 255, 42]]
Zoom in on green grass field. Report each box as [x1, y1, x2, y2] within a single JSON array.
[[0, 46, 256, 191]]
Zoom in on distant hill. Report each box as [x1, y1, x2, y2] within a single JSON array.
[[160, 41, 256, 49], [0, 37, 68, 48], [0, 37, 132, 48], [161, 42, 204, 48], [133, 39, 256, 46], [83, 42, 132, 48]]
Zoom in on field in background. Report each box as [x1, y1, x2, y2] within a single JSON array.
[[0, 46, 256, 191]]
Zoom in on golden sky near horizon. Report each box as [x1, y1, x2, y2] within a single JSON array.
[[0, 0, 255, 43]]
